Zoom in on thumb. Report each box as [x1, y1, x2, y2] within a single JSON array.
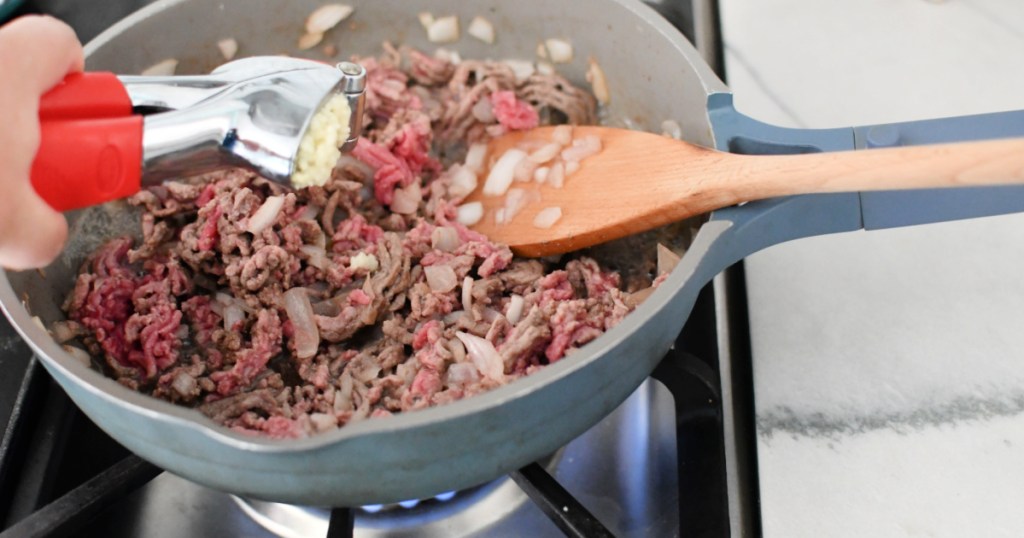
[[0, 182, 68, 271]]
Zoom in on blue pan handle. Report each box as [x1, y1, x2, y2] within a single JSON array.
[[699, 93, 1024, 265]]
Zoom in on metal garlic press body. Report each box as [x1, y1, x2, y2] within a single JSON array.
[[31, 57, 367, 211]]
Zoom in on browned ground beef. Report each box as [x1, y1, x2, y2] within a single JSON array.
[[61, 46, 632, 438]]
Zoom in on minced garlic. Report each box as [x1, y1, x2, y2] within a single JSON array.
[[291, 93, 351, 189]]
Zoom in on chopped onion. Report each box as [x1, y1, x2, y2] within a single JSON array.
[[427, 15, 459, 43], [455, 332, 505, 381], [62, 345, 92, 367], [536, 61, 555, 75], [462, 276, 473, 312], [434, 47, 462, 65], [464, 143, 488, 172], [544, 38, 573, 63], [548, 162, 565, 188], [350, 252, 379, 271], [141, 58, 178, 76], [284, 288, 320, 360], [503, 188, 529, 222], [661, 119, 683, 140], [561, 134, 602, 162], [657, 243, 682, 275], [533, 207, 562, 229], [536, 42, 548, 59], [418, 12, 435, 30], [513, 157, 538, 182], [586, 57, 610, 104], [447, 164, 478, 199], [246, 195, 285, 234], [299, 244, 328, 270], [534, 166, 550, 184], [390, 182, 421, 214], [431, 226, 460, 252], [306, 4, 353, 33], [457, 202, 483, 226], [224, 304, 245, 331], [217, 38, 238, 61], [495, 208, 507, 225], [467, 16, 495, 44], [564, 160, 580, 176], [528, 143, 562, 165], [507, 294, 525, 324], [472, 97, 496, 123], [424, 265, 458, 293], [552, 125, 573, 146], [297, 32, 324, 50], [51, 321, 77, 343], [483, 149, 527, 196], [294, 205, 319, 221], [503, 59, 535, 83], [446, 362, 479, 386]]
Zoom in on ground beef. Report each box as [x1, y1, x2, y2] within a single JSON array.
[[62, 46, 634, 438]]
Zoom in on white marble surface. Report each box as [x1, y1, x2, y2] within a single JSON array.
[[720, 0, 1024, 536]]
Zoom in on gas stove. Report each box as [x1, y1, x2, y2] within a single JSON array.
[[0, 2, 758, 537]]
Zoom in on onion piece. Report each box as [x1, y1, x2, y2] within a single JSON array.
[[503, 59, 535, 83], [217, 38, 238, 61], [544, 38, 573, 63], [418, 12, 435, 30], [51, 321, 78, 343], [528, 143, 562, 165], [483, 149, 527, 196], [299, 244, 328, 270], [424, 265, 458, 293], [536, 42, 548, 59], [446, 362, 480, 386], [513, 157, 538, 182], [464, 143, 488, 172], [390, 182, 421, 214], [62, 345, 92, 367], [586, 57, 610, 104], [661, 119, 683, 140], [297, 32, 324, 50], [457, 202, 483, 226], [462, 276, 473, 312], [548, 162, 565, 188], [246, 195, 285, 234], [536, 61, 555, 75], [224, 304, 245, 331], [472, 97, 496, 123], [561, 135, 602, 162], [507, 294, 525, 325], [657, 243, 682, 275], [552, 125, 573, 146], [467, 16, 495, 44], [534, 166, 550, 184], [447, 164, 478, 199], [306, 4, 353, 33], [455, 332, 505, 381], [434, 47, 462, 65], [533, 207, 562, 229], [141, 58, 178, 76], [564, 160, 580, 176], [427, 15, 459, 43], [503, 188, 529, 222], [431, 226, 460, 252], [284, 288, 320, 360]]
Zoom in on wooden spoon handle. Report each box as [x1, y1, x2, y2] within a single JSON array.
[[741, 137, 1024, 200]]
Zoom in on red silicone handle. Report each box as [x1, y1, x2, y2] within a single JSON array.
[[38, 72, 132, 120], [31, 117, 144, 211]]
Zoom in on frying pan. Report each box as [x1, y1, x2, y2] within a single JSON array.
[[4, 0, 1024, 507]]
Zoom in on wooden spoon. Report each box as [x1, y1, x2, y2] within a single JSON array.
[[464, 126, 1024, 257]]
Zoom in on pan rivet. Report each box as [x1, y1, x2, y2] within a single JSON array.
[[866, 125, 900, 148]]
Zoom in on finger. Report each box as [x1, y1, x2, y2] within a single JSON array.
[[0, 16, 84, 97], [0, 180, 68, 270]]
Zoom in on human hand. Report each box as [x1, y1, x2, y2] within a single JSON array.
[[0, 15, 83, 270]]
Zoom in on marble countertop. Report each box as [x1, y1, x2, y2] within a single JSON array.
[[720, 0, 1024, 536]]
